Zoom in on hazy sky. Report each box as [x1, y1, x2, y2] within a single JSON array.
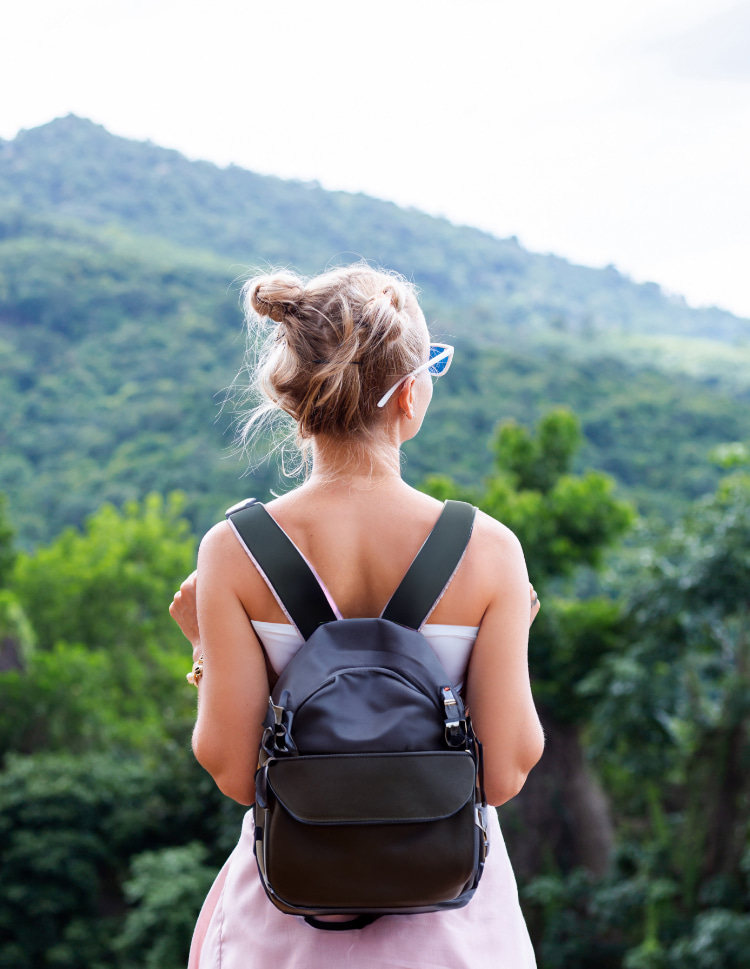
[[3, 0, 749, 317]]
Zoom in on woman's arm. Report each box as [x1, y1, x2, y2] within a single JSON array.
[[464, 515, 545, 807], [188, 522, 270, 804]]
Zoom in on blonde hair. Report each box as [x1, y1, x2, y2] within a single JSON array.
[[237, 263, 425, 472]]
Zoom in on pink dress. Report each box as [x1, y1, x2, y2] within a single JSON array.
[[188, 620, 537, 969]]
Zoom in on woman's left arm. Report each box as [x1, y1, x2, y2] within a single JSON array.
[[188, 523, 270, 804]]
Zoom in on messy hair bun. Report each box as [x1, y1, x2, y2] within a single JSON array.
[[247, 272, 305, 323], [239, 263, 425, 449]]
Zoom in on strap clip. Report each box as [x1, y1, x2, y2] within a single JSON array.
[[225, 497, 259, 517], [441, 686, 467, 747], [475, 804, 491, 862], [260, 694, 297, 762]]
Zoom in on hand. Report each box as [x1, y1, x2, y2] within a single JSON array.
[[169, 570, 201, 660], [529, 583, 540, 626]]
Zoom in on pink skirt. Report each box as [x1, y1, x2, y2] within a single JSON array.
[[188, 809, 536, 969]]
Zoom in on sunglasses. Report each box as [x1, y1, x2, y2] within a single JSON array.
[[376, 343, 455, 408]]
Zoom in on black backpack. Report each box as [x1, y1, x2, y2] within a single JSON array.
[[226, 497, 490, 929]]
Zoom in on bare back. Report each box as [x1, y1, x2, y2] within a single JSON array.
[[238, 480, 491, 626]]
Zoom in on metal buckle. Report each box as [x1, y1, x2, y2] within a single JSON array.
[[475, 805, 490, 861], [442, 686, 467, 746], [225, 497, 259, 516], [442, 686, 458, 711]]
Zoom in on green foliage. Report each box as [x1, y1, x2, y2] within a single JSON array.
[[115, 843, 216, 969], [667, 910, 750, 968], [409, 348, 750, 526], [2, 115, 750, 968], [481, 465, 633, 581], [0, 492, 15, 587], [2, 494, 199, 756], [427, 408, 634, 587], [2, 120, 750, 546], [495, 408, 583, 493], [523, 848, 750, 969], [0, 204, 279, 546], [0, 750, 244, 969], [12, 492, 195, 651], [561, 472, 750, 962], [529, 596, 624, 722], [590, 472, 750, 795], [423, 409, 633, 723], [3, 115, 747, 346], [0, 642, 183, 757], [523, 867, 641, 968], [711, 442, 750, 470], [0, 589, 34, 669]]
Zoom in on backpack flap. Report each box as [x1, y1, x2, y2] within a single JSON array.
[[258, 751, 484, 915]]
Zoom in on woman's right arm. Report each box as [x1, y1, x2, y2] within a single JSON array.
[[190, 522, 271, 805], [464, 516, 545, 806]]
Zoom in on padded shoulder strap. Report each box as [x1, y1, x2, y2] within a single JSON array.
[[225, 499, 337, 641], [381, 500, 477, 630]]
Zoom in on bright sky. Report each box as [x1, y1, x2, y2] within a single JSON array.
[[3, 0, 749, 318]]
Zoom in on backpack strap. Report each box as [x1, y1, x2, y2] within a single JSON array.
[[225, 499, 338, 641], [226, 497, 476, 639], [381, 499, 476, 630]]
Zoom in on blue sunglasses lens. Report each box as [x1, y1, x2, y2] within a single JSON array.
[[428, 345, 451, 375]]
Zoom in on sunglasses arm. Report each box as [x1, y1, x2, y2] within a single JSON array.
[[377, 377, 410, 409]]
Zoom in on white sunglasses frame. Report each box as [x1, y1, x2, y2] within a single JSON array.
[[376, 343, 455, 409]]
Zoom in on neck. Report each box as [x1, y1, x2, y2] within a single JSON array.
[[307, 433, 402, 483]]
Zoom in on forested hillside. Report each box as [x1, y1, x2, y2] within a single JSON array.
[[2, 117, 750, 969], [1, 117, 750, 544], [2, 115, 749, 349]]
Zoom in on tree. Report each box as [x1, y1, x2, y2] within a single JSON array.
[[0, 493, 15, 588], [423, 409, 633, 878], [11, 491, 195, 653], [0, 749, 243, 969], [2, 493, 198, 755], [0, 494, 33, 675], [114, 843, 216, 969], [585, 470, 750, 966]]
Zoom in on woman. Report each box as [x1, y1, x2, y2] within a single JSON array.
[[170, 263, 544, 968]]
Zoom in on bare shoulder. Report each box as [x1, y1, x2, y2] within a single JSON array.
[[472, 509, 525, 564], [199, 519, 238, 558], [430, 507, 526, 625], [198, 516, 283, 620], [464, 510, 528, 603], [197, 520, 250, 584]]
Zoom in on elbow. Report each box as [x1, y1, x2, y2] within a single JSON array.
[[215, 774, 255, 806], [485, 767, 532, 807], [192, 734, 255, 806], [484, 734, 545, 807]]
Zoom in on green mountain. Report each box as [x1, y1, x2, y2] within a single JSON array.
[[1, 116, 749, 545], [4, 115, 748, 349]]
